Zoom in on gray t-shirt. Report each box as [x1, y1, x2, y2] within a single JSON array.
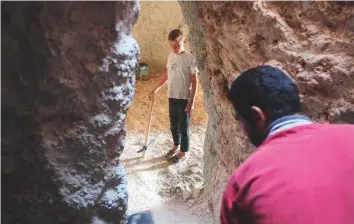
[[167, 51, 198, 99]]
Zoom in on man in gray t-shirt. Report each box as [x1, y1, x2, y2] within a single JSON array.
[[150, 29, 198, 163]]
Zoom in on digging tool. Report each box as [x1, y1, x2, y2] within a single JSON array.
[[137, 94, 156, 158]]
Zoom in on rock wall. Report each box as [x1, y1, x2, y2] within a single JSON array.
[[133, 1, 190, 74], [1, 1, 139, 223], [180, 1, 354, 221]]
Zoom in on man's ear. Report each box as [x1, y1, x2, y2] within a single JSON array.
[[250, 106, 266, 130]]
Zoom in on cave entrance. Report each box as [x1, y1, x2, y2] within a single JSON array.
[[122, 1, 211, 223]]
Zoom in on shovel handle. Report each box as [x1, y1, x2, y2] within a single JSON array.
[[143, 96, 155, 146]]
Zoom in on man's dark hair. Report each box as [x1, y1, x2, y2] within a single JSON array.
[[168, 29, 183, 41], [227, 65, 300, 123]]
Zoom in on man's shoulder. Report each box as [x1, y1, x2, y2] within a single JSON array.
[[182, 51, 195, 60], [232, 125, 317, 181], [315, 123, 354, 133], [232, 123, 354, 182], [266, 123, 354, 144], [235, 123, 354, 178]]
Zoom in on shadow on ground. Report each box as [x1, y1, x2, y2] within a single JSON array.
[[121, 156, 173, 175]]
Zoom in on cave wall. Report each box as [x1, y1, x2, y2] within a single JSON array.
[[133, 1, 190, 74], [1, 1, 139, 223], [180, 1, 354, 220]]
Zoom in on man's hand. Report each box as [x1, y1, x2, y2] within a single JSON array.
[[149, 73, 168, 100], [185, 101, 194, 115]]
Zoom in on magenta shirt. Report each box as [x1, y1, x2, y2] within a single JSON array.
[[221, 124, 354, 224]]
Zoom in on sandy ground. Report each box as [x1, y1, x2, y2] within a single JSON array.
[[121, 126, 215, 224]]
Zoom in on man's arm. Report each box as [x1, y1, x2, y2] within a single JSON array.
[[150, 72, 167, 98], [185, 73, 198, 114], [190, 73, 198, 105], [220, 180, 242, 224]]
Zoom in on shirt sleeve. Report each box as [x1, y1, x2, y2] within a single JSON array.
[[190, 57, 199, 74]]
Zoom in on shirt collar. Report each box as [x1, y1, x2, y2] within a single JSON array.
[[265, 114, 313, 138]]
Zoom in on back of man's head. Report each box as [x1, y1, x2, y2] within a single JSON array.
[[227, 65, 301, 124]]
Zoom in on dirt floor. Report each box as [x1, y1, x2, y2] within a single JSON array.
[[123, 74, 214, 223]]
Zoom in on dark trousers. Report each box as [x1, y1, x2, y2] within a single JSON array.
[[169, 98, 190, 152]]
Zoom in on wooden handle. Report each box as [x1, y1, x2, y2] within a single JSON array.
[[143, 97, 155, 146]]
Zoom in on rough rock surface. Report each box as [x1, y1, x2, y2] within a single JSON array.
[[180, 1, 354, 221], [2, 1, 139, 223], [133, 1, 190, 74]]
